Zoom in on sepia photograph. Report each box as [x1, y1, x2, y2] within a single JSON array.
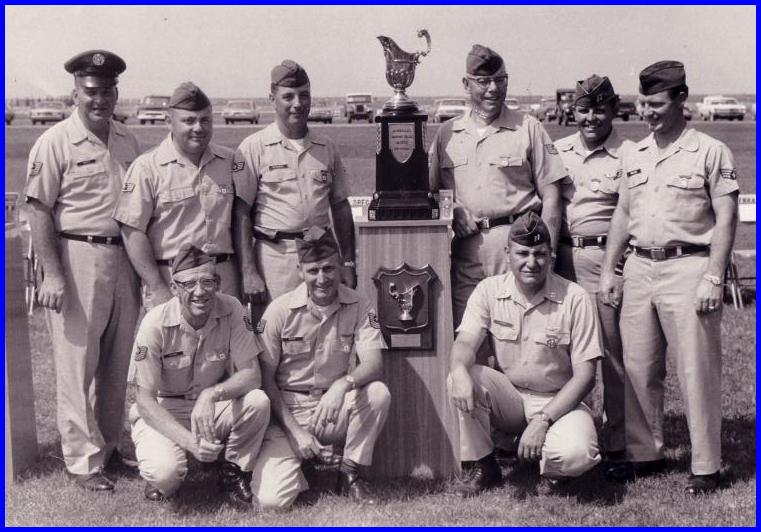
[[4, 4, 756, 526]]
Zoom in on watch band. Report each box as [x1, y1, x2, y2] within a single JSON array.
[[533, 411, 554, 426], [344, 374, 357, 390], [703, 273, 722, 286]]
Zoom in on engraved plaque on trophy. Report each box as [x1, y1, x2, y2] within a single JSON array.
[[368, 30, 439, 221]]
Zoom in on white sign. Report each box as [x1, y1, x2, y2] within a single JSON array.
[[739, 193, 756, 223]]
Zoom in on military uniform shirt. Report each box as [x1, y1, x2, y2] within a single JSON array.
[[458, 272, 602, 393], [113, 135, 235, 259], [25, 111, 139, 236], [620, 128, 739, 247], [429, 107, 567, 219], [133, 293, 263, 397], [259, 283, 386, 391], [232, 123, 350, 234], [557, 129, 630, 237]]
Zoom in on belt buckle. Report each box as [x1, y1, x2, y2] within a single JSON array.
[[478, 217, 490, 230], [309, 389, 323, 398], [86, 235, 94, 244], [650, 247, 667, 261], [572, 236, 583, 247], [105, 236, 113, 245]]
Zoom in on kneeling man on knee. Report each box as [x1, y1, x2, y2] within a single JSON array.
[[448, 212, 602, 497], [130, 243, 270, 504], [251, 227, 390, 509]]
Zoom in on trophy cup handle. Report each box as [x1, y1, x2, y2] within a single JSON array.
[[415, 29, 431, 61]]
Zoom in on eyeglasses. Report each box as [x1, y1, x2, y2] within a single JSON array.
[[174, 277, 218, 291], [466, 75, 508, 89]]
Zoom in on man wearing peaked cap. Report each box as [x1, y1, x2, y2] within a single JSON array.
[[448, 212, 602, 497], [600, 60, 738, 494], [22, 49, 141, 491], [129, 242, 270, 504], [232, 59, 356, 327], [554, 73, 631, 471], [429, 44, 567, 367], [250, 226, 390, 508], [114, 80, 242, 309]]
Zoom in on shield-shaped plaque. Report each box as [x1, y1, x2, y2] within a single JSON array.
[[372, 262, 437, 350], [388, 122, 415, 164]]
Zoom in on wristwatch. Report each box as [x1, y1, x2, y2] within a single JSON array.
[[533, 411, 554, 426], [343, 260, 356, 268], [344, 374, 357, 390], [213, 385, 225, 402], [703, 273, 722, 286]]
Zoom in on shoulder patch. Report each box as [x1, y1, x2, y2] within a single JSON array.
[[368, 311, 380, 329], [720, 168, 737, 180], [232, 161, 245, 173], [121, 182, 135, 193], [29, 162, 43, 177], [544, 143, 559, 155], [134, 345, 148, 361], [255, 319, 266, 334]]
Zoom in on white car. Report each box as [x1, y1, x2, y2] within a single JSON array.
[[221, 99, 260, 124], [30, 100, 67, 125], [432, 98, 469, 123], [136, 95, 170, 125], [505, 98, 521, 112]]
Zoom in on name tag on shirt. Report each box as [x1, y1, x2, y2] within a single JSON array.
[[268, 164, 289, 171], [77, 159, 97, 167]]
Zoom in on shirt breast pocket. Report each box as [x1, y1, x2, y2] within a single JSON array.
[[489, 155, 524, 169], [626, 171, 648, 189], [260, 168, 298, 189], [282, 339, 310, 357], [161, 351, 193, 391], [307, 168, 333, 187], [665, 173, 708, 220], [441, 155, 468, 171], [490, 320, 519, 343], [591, 175, 619, 195], [158, 186, 195, 204], [65, 163, 109, 188]]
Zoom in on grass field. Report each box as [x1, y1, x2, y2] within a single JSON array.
[[4, 119, 757, 525]]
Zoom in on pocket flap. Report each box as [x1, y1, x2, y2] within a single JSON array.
[[159, 186, 195, 202], [441, 156, 468, 169], [67, 163, 107, 178], [490, 155, 523, 167], [668, 175, 705, 190], [491, 320, 519, 341], [535, 331, 571, 347], [261, 168, 297, 183]]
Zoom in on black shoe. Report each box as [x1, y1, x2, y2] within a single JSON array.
[[684, 472, 720, 495], [338, 471, 378, 504], [68, 471, 114, 491], [104, 450, 139, 479], [219, 460, 253, 505], [494, 447, 519, 468], [605, 458, 667, 483], [537, 476, 571, 495], [453, 453, 502, 498], [144, 482, 166, 502]]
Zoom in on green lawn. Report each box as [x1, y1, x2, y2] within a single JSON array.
[[4, 302, 756, 526]]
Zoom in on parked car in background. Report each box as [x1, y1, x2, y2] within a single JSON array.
[[308, 100, 333, 123], [505, 98, 521, 112], [616, 100, 637, 121], [113, 104, 130, 123], [696, 95, 746, 121], [30, 100, 67, 125], [556, 88, 576, 126], [540, 97, 557, 122], [5, 105, 15, 125], [345, 93, 373, 123], [221, 99, 259, 125], [136, 95, 170, 125], [528, 102, 542, 120], [432, 98, 469, 122]]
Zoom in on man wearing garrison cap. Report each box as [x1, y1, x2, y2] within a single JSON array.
[[429, 44, 567, 364], [554, 74, 632, 470], [129, 243, 270, 504], [232, 60, 356, 326], [448, 212, 602, 497], [115, 81, 241, 309], [600, 61, 738, 494], [250, 226, 390, 508], [23, 49, 141, 491]]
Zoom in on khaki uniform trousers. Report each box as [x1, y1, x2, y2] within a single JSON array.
[[129, 389, 270, 496], [251, 381, 391, 510], [556, 243, 626, 453], [46, 238, 140, 475], [450, 366, 601, 479], [620, 253, 722, 475]]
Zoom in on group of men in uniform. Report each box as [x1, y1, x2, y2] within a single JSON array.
[[22, 41, 738, 507]]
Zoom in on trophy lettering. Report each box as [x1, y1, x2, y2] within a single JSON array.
[[368, 30, 439, 221]]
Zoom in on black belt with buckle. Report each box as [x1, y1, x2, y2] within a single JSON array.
[[561, 235, 608, 248], [157, 392, 199, 400], [59, 232, 123, 246], [476, 213, 523, 230], [253, 229, 306, 242], [632, 245, 709, 261], [281, 388, 328, 398], [156, 253, 233, 267]]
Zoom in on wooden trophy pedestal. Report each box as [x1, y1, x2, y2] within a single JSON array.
[[357, 219, 459, 479]]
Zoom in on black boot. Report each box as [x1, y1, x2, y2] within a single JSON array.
[[338, 470, 378, 504], [219, 460, 253, 505], [453, 453, 502, 498]]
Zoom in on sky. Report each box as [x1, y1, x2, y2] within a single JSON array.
[[4, 5, 756, 100]]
